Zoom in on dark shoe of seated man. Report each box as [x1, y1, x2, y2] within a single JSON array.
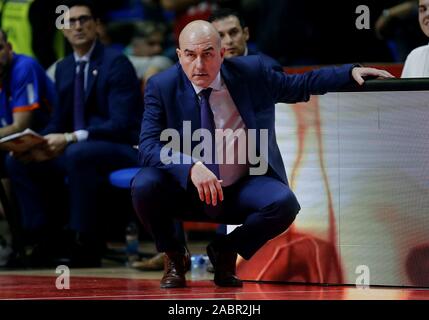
[[206, 241, 243, 287], [160, 247, 191, 288]]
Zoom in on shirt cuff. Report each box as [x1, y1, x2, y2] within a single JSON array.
[[349, 63, 362, 79], [73, 130, 89, 141]]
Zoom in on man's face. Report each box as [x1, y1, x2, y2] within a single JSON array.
[[177, 35, 225, 88], [0, 34, 12, 79], [132, 32, 164, 57], [63, 6, 98, 49], [419, 0, 429, 37], [211, 15, 249, 58]]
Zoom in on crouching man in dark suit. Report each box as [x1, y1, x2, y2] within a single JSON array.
[[6, 0, 143, 267], [131, 20, 393, 287]]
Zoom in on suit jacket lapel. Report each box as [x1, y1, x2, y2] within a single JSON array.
[[221, 63, 256, 129], [85, 41, 103, 102]]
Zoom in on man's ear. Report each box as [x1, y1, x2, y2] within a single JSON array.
[[243, 27, 250, 42], [220, 47, 225, 59], [176, 48, 181, 60]]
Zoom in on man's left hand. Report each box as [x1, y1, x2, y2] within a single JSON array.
[[352, 67, 395, 85]]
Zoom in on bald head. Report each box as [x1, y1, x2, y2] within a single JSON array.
[[178, 20, 221, 50], [176, 20, 225, 88]]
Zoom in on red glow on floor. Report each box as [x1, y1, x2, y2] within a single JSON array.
[[0, 275, 428, 300]]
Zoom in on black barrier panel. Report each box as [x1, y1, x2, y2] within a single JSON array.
[[339, 78, 429, 92]]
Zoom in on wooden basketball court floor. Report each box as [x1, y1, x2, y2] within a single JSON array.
[[1, 272, 429, 300], [1, 240, 428, 301]]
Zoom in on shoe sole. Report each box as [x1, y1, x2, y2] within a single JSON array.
[[160, 281, 186, 289]]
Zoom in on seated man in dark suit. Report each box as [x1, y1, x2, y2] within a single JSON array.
[[6, 0, 143, 267], [131, 20, 393, 288]]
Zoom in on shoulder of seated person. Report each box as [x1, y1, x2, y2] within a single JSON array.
[[407, 44, 429, 58]]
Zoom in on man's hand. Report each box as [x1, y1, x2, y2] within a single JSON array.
[[44, 133, 68, 157], [352, 67, 395, 85], [190, 161, 224, 206], [12, 133, 72, 163]]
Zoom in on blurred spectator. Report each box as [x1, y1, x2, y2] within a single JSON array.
[[126, 21, 173, 84], [375, 0, 427, 62], [129, 21, 165, 57], [5, 0, 143, 268], [402, 0, 429, 77]]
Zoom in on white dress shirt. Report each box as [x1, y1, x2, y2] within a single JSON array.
[[191, 72, 249, 186]]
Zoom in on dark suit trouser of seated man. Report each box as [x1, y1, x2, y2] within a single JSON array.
[[5, 140, 138, 267], [131, 167, 300, 287]]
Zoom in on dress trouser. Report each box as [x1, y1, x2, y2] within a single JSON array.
[[131, 167, 300, 260], [5, 141, 138, 234]]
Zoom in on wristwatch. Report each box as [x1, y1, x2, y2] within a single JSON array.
[[64, 132, 76, 144]]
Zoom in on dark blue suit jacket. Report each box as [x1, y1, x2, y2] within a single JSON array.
[[247, 48, 284, 72], [140, 56, 355, 189], [44, 41, 143, 145]]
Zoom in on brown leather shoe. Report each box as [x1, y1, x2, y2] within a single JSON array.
[[160, 249, 191, 288], [206, 243, 243, 287], [131, 252, 164, 271]]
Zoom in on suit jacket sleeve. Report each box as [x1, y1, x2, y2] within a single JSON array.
[[139, 78, 194, 190], [41, 63, 66, 135], [261, 57, 355, 103]]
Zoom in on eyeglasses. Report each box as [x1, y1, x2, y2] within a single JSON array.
[[66, 15, 93, 28]]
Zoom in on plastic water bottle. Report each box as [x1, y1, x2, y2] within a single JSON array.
[[191, 254, 209, 279], [125, 222, 139, 266]]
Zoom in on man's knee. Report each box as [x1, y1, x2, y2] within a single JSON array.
[[271, 188, 300, 223], [131, 167, 167, 203], [64, 142, 95, 170]]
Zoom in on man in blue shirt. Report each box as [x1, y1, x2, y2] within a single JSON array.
[[0, 28, 54, 267], [0, 29, 53, 153]]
